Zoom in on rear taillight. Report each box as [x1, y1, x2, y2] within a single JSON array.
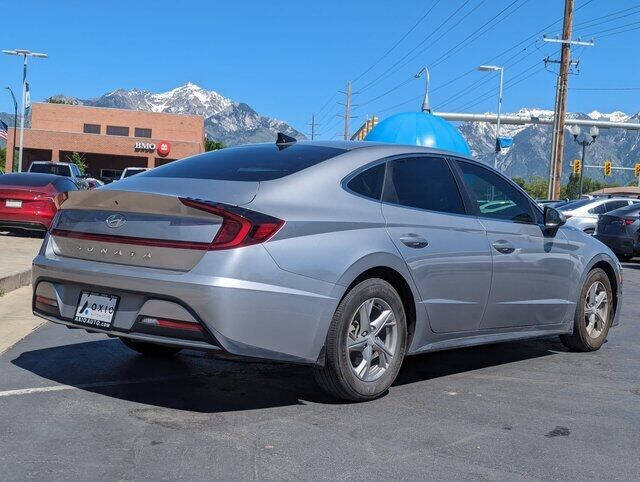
[[623, 218, 636, 226], [180, 198, 284, 250]]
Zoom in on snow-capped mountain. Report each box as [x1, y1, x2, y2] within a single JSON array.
[[458, 108, 640, 183], [49, 83, 305, 146]]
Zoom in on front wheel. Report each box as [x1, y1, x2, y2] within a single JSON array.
[[313, 278, 407, 401], [559, 268, 613, 351]]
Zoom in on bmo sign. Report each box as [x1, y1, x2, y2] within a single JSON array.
[[134, 141, 171, 157]]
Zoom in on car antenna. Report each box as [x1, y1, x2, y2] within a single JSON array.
[[276, 132, 297, 148]]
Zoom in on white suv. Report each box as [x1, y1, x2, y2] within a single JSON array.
[[561, 197, 638, 234]]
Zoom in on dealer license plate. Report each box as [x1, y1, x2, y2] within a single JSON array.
[[74, 291, 119, 329]]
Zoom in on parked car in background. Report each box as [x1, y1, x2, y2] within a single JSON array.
[[595, 203, 640, 261], [0, 173, 80, 234], [28, 161, 89, 189], [538, 199, 569, 209], [561, 197, 638, 234], [85, 178, 104, 189], [119, 167, 148, 180], [32, 139, 622, 401]]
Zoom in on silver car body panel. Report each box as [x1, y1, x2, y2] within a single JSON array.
[[32, 142, 623, 364]]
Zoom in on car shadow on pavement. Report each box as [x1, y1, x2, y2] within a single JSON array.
[[11, 336, 563, 412]]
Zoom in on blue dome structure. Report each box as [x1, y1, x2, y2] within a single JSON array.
[[365, 111, 471, 156]]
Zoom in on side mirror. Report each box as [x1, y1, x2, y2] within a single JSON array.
[[543, 206, 566, 235]]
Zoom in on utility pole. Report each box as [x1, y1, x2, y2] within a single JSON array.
[[307, 113, 318, 140], [5, 87, 18, 170], [338, 81, 357, 141], [543, 0, 594, 199]]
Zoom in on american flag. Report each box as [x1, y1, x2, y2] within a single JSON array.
[[0, 120, 8, 141]]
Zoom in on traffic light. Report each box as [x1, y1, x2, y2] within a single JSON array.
[[635, 163, 640, 178], [603, 160, 612, 176], [572, 159, 581, 174]]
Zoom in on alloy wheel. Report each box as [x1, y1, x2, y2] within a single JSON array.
[[346, 297, 398, 382], [584, 281, 608, 338]]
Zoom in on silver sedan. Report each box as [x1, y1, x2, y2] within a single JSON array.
[[32, 139, 622, 401]]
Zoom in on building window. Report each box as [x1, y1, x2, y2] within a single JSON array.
[[106, 125, 129, 136], [83, 123, 101, 134], [135, 127, 152, 138]]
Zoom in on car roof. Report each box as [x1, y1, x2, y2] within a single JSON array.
[[30, 161, 73, 166]]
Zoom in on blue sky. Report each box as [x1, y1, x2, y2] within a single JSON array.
[[1, 0, 638, 138]]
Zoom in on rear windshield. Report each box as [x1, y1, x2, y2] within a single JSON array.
[[29, 163, 72, 176], [122, 169, 146, 178], [0, 173, 58, 187], [143, 144, 347, 181], [608, 203, 640, 216]]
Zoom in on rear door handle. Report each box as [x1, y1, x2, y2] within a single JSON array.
[[399, 234, 429, 249], [492, 240, 515, 254]]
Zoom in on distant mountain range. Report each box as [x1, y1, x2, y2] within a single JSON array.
[[48, 82, 305, 146], [2, 83, 639, 185], [459, 108, 640, 184]]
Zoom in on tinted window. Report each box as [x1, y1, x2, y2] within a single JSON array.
[[123, 169, 146, 178], [347, 163, 385, 200], [135, 127, 152, 138], [106, 125, 129, 136], [144, 144, 347, 182], [83, 123, 100, 134], [29, 163, 72, 176], [0, 173, 59, 187], [458, 161, 533, 223], [609, 203, 640, 216], [605, 200, 629, 212], [589, 203, 606, 215], [383, 157, 465, 214]]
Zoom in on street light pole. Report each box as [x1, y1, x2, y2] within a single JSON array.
[[414, 67, 431, 113], [5, 87, 18, 170], [478, 65, 504, 170], [2, 49, 48, 172]]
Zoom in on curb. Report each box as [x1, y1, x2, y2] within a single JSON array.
[[0, 269, 31, 296]]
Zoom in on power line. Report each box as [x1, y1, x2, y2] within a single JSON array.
[[570, 86, 640, 91], [356, 0, 473, 93], [352, 0, 441, 84]]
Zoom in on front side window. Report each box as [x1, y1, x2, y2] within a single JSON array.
[[347, 163, 385, 200], [383, 156, 465, 214], [457, 161, 534, 223], [106, 125, 129, 136]]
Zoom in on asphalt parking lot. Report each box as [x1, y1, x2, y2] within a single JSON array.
[[0, 263, 639, 480]]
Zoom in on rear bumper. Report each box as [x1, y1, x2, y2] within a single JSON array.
[[32, 237, 339, 364], [0, 210, 54, 231], [594, 234, 638, 256]]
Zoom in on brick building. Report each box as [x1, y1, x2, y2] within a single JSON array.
[[4, 103, 205, 181]]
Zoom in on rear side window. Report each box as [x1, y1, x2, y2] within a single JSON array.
[[347, 163, 385, 200], [609, 203, 640, 216], [144, 144, 347, 181], [589, 203, 606, 215], [383, 157, 465, 214]]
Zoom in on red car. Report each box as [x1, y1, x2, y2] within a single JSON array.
[[0, 173, 80, 234]]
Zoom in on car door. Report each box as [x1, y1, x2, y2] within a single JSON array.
[[454, 160, 572, 329], [381, 155, 492, 334]]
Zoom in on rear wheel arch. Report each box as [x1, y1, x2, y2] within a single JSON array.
[[340, 266, 417, 350], [590, 260, 619, 319]]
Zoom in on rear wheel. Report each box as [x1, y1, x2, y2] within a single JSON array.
[[559, 268, 613, 352], [120, 338, 182, 357], [313, 278, 407, 401]]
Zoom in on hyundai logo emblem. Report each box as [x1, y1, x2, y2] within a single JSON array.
[[105, 213, 127, 229]]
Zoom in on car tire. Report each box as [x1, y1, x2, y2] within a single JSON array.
[[313, 278, 407, 402], [559, 268, 613, 352], [120, 338, 182, 357]]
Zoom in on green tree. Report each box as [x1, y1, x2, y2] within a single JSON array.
[[512, 177, 526, 189], [512, 176, 549, 199], [204, 138, 225, 151], [46, 96, 75, 105], [65, 151, 87, 174]]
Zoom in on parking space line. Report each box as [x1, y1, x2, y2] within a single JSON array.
[[0, 371, 214, 398]]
